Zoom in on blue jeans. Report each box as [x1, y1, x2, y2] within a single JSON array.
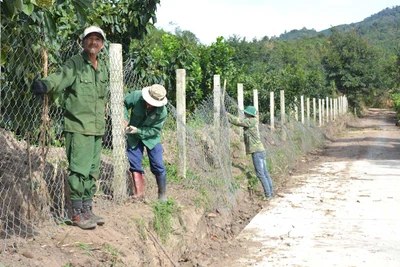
[[252, 150, 274, 198], [126, 141, 166, 176]]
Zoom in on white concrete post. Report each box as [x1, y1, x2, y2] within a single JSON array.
[[270, 91, 275, 131], [307, 97, 310, 126], [253, 89, 259, 120], [318, 98, 322, 127], [176, 69, 186, 179], [238, 84, 244, 116], [326, 97, 329, 123], [213, 75, 221, 139], [109, 43, 127, 202], [280, 90, 286, 141], [313, 98, 316, 123], [301, 95, 305, 124], [333, 98, 335, 120], [238, 83, 245, 154]]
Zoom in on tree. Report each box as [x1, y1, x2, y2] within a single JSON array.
[[323, 28, 382, 107]]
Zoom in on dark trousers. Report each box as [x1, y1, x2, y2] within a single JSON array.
[[126, 140, 166, 176]]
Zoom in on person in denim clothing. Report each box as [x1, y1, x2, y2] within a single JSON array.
[[124, 84, 168, 202], [227, 106, 274, 200], [31, 26, 108, 229]]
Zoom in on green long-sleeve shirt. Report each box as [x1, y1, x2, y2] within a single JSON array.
[[124, 90, 167, 150], [227, 113, 264, 154], [41, 52, 109, 136]]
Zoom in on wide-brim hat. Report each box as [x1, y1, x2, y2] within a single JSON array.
[[142, 84, 168, 107], [83, 26, 106, 40], [243, 106, 257, 117]]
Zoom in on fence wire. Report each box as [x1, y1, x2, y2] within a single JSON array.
[[1, 22, 335, 253]]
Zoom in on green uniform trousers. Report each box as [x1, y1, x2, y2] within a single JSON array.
[[65, 132, 102, 201]]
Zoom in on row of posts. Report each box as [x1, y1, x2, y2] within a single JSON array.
[[108, 44, 348, 200]]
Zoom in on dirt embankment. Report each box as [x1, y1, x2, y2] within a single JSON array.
[[0, 110, 363, 267]]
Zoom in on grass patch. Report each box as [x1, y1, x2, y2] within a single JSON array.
[[132, 217, 148, 240], [104, 243, 120, 266], [75, 242, 94, 257], [152, 198, 181, 244]]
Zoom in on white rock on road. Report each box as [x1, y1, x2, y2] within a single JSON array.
[[234, 109, 400, 267]]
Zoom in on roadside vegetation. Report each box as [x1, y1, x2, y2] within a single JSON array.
[[2, 1, 400, 123]]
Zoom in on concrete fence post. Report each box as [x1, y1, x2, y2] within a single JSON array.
[[109, 43, 127, 202], [280, 90, 286, 141], [213, 75, 221, 142], [301, 95, 304, 124], [318, 98, 322, 126], [270, 91, 275, 131], [238, 83, 245, 154], [176, 69, 186, 179]]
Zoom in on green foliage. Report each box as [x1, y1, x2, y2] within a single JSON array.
[[323, 28, 384, 108], [279, 27, 323, 40], [127, 30, 203, 110], [88, 0, 160, 51], [152, 198, 180, 243], [104, 243, 119, 256], [351, 6, 400, 55], [199, 37, 236, 98], [132, 217, 148, 240], [193, 186, 210, 210], [75, 242, 94, 257], [104, 243, 121, 266], [165, 164, 179, 182]]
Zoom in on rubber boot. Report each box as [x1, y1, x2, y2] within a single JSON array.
[[71, 200, 97, 229], [131, 172, 145, 199], [155, 173, 167, 202], [83, 199, 105, 226]]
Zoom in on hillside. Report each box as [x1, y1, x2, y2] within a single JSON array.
[[278, 5, 400, 53]]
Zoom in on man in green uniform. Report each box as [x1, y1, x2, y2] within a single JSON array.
[[124, 84, 168, 201], [227, 106, 274, 200], [31, 26, 108, 229]]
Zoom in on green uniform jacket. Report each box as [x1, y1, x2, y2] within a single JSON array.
[[124, 90, 167, 150], [41, 52, 109, 136], [227, 113, 264, 154]]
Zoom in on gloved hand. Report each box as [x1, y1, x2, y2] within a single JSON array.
[[125, 126, 138, 134], [31, 79, 47, 95]]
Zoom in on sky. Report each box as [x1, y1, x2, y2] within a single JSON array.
[[155, 0, 400, 45]]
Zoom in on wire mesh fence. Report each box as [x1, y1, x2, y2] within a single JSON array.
[[0, 21, 343, 253]]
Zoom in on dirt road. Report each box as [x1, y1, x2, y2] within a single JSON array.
[[230, 108, 400, 267]]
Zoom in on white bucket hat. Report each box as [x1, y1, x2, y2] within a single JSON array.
[[142, 84, 168, 107], [83, 26, 105, 40]]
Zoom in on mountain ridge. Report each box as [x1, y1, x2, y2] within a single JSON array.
[[277, 5, 400, 52]]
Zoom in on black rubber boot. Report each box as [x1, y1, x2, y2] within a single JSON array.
[[72, 200, 97, 229], [155, 173, 167, 202], [83, 199, 105, 226]]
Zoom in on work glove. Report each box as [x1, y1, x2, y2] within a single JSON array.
[[31, 79, 47, 95], [125, 126, 138, 134]]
